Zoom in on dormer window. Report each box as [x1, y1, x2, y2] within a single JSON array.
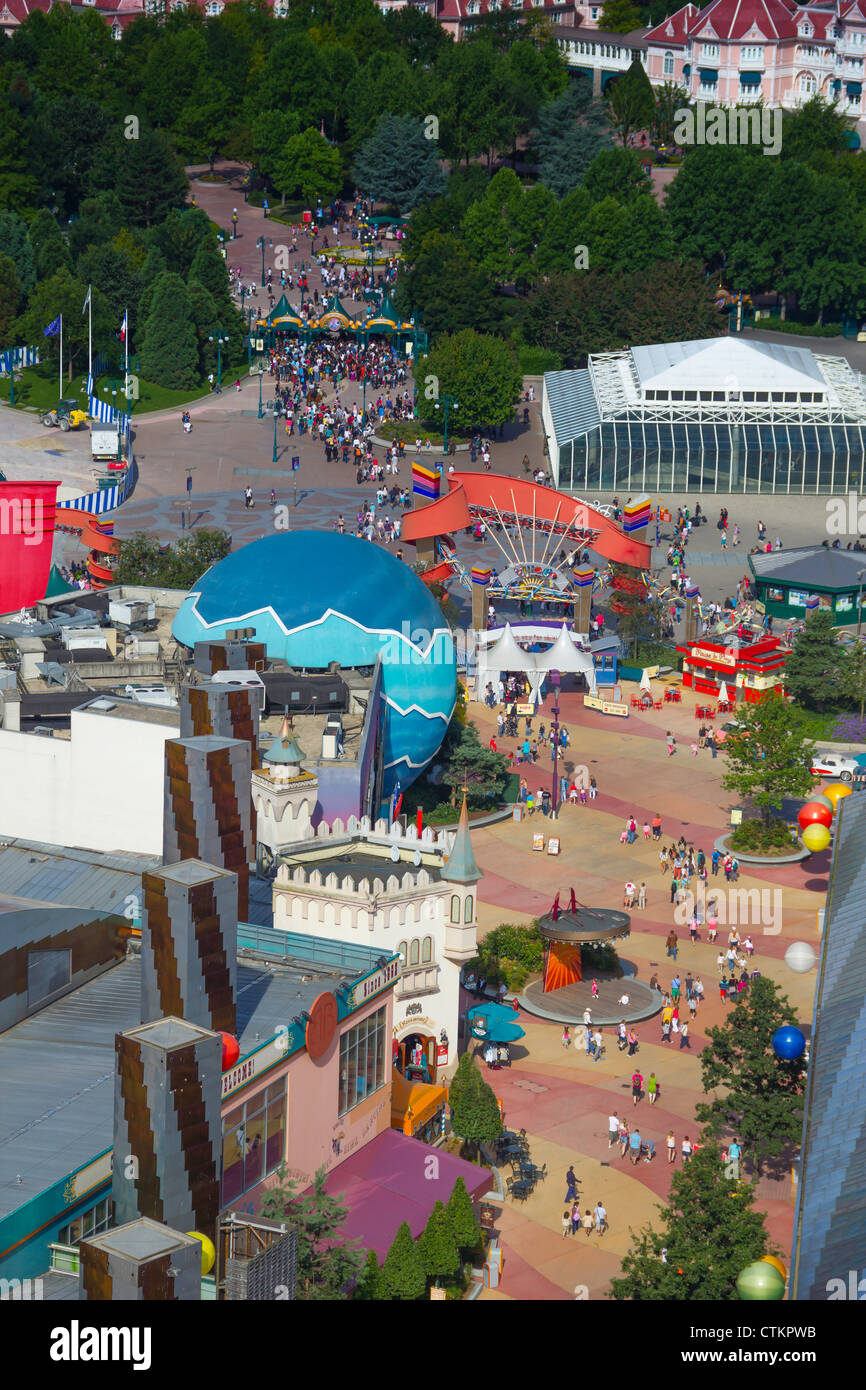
[[799, 21, 813, 37]]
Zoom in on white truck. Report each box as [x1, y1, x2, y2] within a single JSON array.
[[91, 427, 123, 464]]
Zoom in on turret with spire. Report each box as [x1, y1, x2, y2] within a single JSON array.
[[251, 712, 318, 863], [441, 791, 480, 963]]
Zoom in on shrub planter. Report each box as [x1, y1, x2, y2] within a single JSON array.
[[713, 833, 810, 865]]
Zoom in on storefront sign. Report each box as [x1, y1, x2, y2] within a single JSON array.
[[515, 703, 534, 715], [532, 833, 545, 851], [350, 956, 401, 1008], [399, 1015, 436, 1031], [221, 1055, 258, 1099], [479, 1203, 497, 1230], [689, 646, 737, 667], [436, 1043, 449, 1064], [547, 838, 560, 855]]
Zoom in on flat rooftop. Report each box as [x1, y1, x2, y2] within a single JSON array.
[[0, 925, 389, 1221], [258, 709, 364, 767], [0, 839, 158, 915], [73, 696, 179, 728], [280, 845, 443, 884]]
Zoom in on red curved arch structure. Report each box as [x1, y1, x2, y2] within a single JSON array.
[[57, 511, 120, 588], [401, 474, 651, 569]]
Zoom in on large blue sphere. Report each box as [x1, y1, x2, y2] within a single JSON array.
[[772, 1026, 806, 1061], [172, 532, 456, 795]]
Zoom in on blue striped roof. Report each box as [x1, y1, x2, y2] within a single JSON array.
[[544, 369, 601, 447]]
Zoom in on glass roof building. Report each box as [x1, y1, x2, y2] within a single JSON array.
[[542, 338, 866, 495]]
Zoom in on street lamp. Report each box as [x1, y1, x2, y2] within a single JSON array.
[[433, 394, 458, 454], [258, 366, 264, 420], [257, 236, 273, 285], [208, 326, 229, 393], [857, 569, 866, 640], [272, 406, 279, 464], [550, 669, 561, 817]]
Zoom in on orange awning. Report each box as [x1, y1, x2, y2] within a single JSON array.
[[391, 1070, 448, 1136]]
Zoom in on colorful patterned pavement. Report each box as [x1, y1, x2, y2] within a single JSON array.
[[466, 680, 821, 1301]]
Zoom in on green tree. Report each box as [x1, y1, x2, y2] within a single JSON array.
[[76, 243, 142, 335], [0, 104, 43, 215], [188, 237, 232, 310], [15, 266, 95, 380], [697, 977, 805, 1174], [607, 58, 656, 148], [261, 1165, 366, 1300], [782, 94, 852, 166], [344, 51, 423, 147], [450, 1064, 503, 1158], [447, 1053, 477, 1115], [610, 1144, 771, 1299], [653, 83, 691, 147], [353, 115, 446, 214], [395, 230, 503, 336], [418, 329, 521, 433], [783, 609, 849, 711], [611, 573, 666, 657], [175, 82, 234, 173], [0, 253, 23, 346], [843, 639, 866, 720], [251, 109, 302, 187], [90, 125, 188, 230], [380, 1221, 427, 1301], [437, 715, 511, 807], [273, 128, 342, 205], [721, 695, 816, 828], [117, 528, 232, 589], [419, 1200, 460, 1286], [534, 83, 612, 198], [446, 1176, 480, 1256], [0, 212, 36, 295], [140, 272, 200, 390], [354, 1249, 384, 1300], [30, 96, 112, 217], [28, 210, 72, 282], [600, 0, 643, 30], [583, 146, 650, 203]]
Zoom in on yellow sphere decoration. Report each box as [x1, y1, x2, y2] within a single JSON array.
[[802, 822, 831, 853], [186, 1231, 215, 1275], [823, 781, 853, 810], [761, 1255, 787, 1280]]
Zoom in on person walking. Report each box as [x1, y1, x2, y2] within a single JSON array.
[[681, 1135, 693, 1164], [594, 1201, 607, 1236], [629, 1129, 642, 1165], [565, 1165, 578, 1202], [582, 1208, 594, 1238], [666, 929, 678, 960], [631, 1069, 643, 1106], [562, 1209, 572, 1239], [652, 813, 662, 840], [608, 1112, 620, 1149], [562, 1025, 571, 1049], [572, 1201, 582, 1236], [638, 881, 647, 909], [627, 1028, 639, 1056], [679, 1019, 691, 1049], [647, 1072, 659, 1105], [592, 1027, 603, 1061], [666, 730, 676, 757]]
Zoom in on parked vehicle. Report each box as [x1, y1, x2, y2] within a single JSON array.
[[809, 752, 857, 782]]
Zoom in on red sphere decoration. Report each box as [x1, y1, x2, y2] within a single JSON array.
[[221, 1032, 240, 1071], [797, 801, 833, 832]]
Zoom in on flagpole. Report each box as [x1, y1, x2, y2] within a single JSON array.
[[88, 288, 92, 387], [124, 306, 129, 412], [59, 313, 63, 398]]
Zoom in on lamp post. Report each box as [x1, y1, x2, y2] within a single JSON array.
[[550, 669, 561, 818], [208, 326, 229, 392], [257, 236, 272, 286], [272, 406, 279, 464], [434, 394, 458, 454], [857, 569, 866, 641], [258, 367, 264, 420]]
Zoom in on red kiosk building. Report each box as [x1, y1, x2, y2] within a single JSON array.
[[676, 634, 789, 703]]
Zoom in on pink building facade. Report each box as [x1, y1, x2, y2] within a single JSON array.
[[645, 0, 866, 126]]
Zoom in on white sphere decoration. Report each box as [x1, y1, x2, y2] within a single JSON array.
[[785, 941, 817, 974]]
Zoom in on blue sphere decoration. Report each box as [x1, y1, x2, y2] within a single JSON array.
[[172, 532, 456, 796], [772, 1025, 806, 1061]]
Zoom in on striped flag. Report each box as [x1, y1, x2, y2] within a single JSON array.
[[82, 286, 91, 315], [120, 311, 127, 343]]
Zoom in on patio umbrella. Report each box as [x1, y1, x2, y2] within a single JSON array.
[[467, 1002, 520, 1026], [478, 1021, 525, 1044], [718, 681, 730, 703], [640, 668, 653, 694]]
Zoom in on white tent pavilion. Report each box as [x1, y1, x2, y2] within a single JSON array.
[[485, 623, 538, 673]]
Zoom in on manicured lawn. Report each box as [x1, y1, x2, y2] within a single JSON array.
[[0, 364, 211, 416]]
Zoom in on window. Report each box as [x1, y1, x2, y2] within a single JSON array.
[[799, 21, 813, 37], [397, 939, 408, 966], [338, 1006, 386, 1115], [701, 43, 719, 59], [204, 0, 223, 12], [221, 1080, 286, 1205], [111, 24, 122, 38], [801, 72, 817, 94], [450, 894, 461, 923], [409, 938, 420, 965], [590, 6, 600, 18], [464, 894, 474, 923], [58, 1199, 112, 1246], [421, 936, 433, 962], [741, 45, 763, 63], [664, 50, 674, 75]]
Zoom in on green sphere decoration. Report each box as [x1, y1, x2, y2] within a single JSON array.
[[736, 1261, 786, 1301]]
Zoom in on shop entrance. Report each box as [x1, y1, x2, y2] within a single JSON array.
[[397, 1032, 437, 1084]]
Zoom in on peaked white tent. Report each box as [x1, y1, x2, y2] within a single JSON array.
[[484, 623, 538, 673]]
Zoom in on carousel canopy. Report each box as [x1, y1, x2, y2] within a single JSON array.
[[538, 900, 631, 947], [485, 623, 538, 674]]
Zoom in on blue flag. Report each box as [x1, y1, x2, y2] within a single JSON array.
[[43, 316, 61, 337]]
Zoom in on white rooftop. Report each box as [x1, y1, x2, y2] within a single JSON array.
[[631, 338, 826, 395]]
